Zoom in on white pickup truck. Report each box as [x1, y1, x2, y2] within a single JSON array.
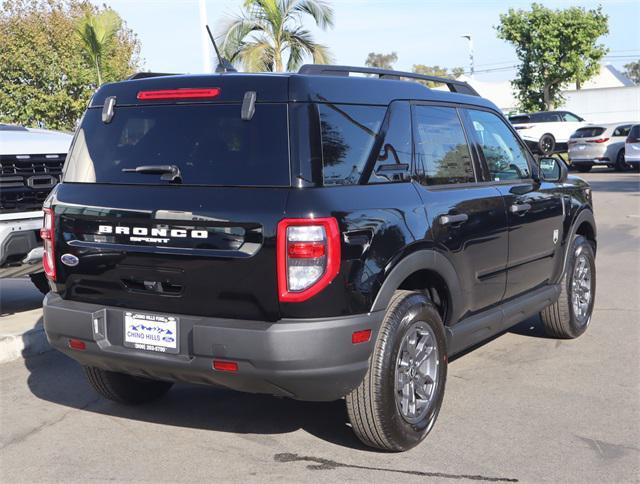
[[0, 124, 72, 292], [509, 111, 587, 155]]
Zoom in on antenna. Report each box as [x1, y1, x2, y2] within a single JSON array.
[[206, 25, 237, 73]]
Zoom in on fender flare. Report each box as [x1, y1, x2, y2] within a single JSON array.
[[370, 249, 464, 324], [559, 208, 596, 280]]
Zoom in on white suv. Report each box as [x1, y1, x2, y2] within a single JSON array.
[[509, 111, 587, 155], [0, 124, 72, 292]]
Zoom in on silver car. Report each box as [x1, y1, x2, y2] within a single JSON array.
[[625, 124, 640, 170], [568, 122, 636, 172]]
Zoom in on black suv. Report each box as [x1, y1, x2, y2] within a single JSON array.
[[43, 65, 597, 451]]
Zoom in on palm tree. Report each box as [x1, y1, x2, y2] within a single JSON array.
[[76, 10, 122, 85], [220, 0, 334, 72]]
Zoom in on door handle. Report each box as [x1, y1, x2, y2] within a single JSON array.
[[510, 203, 532, 214], [440, 213, 469, 225]]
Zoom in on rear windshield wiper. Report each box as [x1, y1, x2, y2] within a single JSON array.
[[122, 165, 182, 183]]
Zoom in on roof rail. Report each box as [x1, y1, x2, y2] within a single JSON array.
[[298, 64, 479, 97], [127, 72, 179, 80]]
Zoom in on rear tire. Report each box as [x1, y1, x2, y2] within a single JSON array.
[[84, 366, 173, 404], [29, 272, 50, 295], [575, 165, 592, 173], [538, 133, 556, 155], [346, 290, 447, 451], [540, 235, 595, 339], [614, 149, 627, 171]]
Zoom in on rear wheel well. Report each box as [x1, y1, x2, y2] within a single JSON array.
[[576, 221, 596, 252], [397, 269, 450, 324]]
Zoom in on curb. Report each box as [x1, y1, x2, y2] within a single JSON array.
[[0, 321, 51, 364]]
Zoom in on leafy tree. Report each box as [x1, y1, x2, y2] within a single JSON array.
[[365, 52, 397, 70], [75, 9, 122, 85], [220, 0, 334, 72], [496, 3, 608, 111], [623, 60, 640, 84], [0, 0, 141, 130], [412, 64, 465, 87]]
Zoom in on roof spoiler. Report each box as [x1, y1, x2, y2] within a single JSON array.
[[298, 64, 479, 96], [127, 72, 180, 80]]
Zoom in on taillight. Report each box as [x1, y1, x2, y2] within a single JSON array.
[[587, 138, 610, 143], [277, 218, 341, 303], [41, 208, 56, 281], [136, 88, 221, 101], [627, 135, 639, 143]]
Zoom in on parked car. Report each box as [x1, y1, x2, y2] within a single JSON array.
[[509, 111, 587, 155], [625, 124, 640, 170], [42, 65, 597, 452], [568, 122, 636, 172], [0, 124, 72, 292]]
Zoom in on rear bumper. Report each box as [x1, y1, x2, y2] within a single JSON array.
[[43, 293, 384, 401]]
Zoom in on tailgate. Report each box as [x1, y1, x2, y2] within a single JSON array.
[[52, 183, 288, 321]]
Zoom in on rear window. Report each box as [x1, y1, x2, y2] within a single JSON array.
[[64, 104, 290, 186], [613, 125, 631, 137], [571, 127, 605, 139]]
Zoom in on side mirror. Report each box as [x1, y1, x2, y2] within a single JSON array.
[[538, 156, 568, 183]]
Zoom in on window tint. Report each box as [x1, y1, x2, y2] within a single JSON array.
[[613, 125, 631, 137], [509, 115, 530, 124], [319, 104, 385, 185], [413, 105, 475, 185], [369, 102, 412, 184], [561, 112, 582, 122], [64, 104, 290, 186], [631, 125, 640, 138], [571, 127, 605, 139], [532, 112, 561, 123], [467, 109, 531, 181]]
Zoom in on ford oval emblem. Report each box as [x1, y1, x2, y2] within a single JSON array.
[[60, 253, 79, 267]]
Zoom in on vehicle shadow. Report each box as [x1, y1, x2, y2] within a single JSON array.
[[22, 314, 554, 451], [22, 342, 370, 450], [0, 277, 43, 316]]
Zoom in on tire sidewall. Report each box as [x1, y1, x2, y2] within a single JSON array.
[[539, 134, 555, 155], [564, 236, 596, 336], [377, 293, 447, 449]]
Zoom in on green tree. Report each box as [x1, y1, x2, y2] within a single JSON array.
[[365, 52, 397, 70], [623, 60, 640, 84], [412, 64, 465, 87], [496, 3, 608, 111], [221, 0, 334, 72], [0, 0, 141, 130], [75, 9, 122, 85]]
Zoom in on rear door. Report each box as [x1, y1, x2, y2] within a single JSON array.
[[411, 104, 508, 319], [464, 108, 565, 300], [54, 101, 291, 321]]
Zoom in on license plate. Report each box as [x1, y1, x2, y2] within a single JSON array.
[[578, 144, 586, 150], [123, 311, 179, 354]]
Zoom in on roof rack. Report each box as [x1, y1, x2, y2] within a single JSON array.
[[298, 64, 479, 97], [127, 72, 179, 80]]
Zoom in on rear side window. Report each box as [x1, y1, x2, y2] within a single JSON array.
[[319, 104, 385, 185], [630, 125, 640, 138], [572, 127, 605, 139], [64, 104, 290, 186], [509, 115, 530, 124], [613, 125, 631, 137], [412, 105, 475, 185]]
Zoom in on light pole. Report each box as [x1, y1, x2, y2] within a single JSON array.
[[461, 34, 474, 78], [199, 0, 213, 73]]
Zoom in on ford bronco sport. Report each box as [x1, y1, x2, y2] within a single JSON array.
[[43, 65, 597, 451]]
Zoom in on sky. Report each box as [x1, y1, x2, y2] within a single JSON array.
[[92, 0, 640, 81]]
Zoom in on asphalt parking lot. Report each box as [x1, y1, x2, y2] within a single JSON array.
[[1, 168, 638, 483]]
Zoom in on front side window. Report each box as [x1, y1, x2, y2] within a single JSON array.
[[466, 109, 531, 181], [319, 104, 385, 186], [412, 105, 475, 185]]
